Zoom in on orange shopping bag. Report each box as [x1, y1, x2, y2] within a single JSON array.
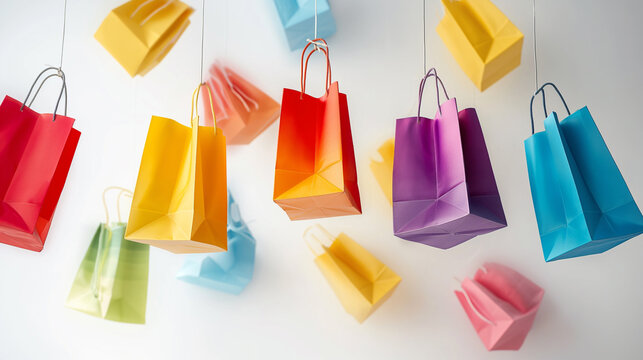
[[201, 62, 280, 144], [273, 39, 361, 220]]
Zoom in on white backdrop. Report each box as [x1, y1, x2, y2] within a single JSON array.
[[1, 0, 642, 359]]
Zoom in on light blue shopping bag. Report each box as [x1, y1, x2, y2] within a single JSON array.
[[524, 83, 643, 261], [273, 0, 336, 51], [176, 191, 256, 294]]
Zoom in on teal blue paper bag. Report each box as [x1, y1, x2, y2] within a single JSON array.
[[273, 0, 336, 50], [525, 83, 643, 261], [176, 191, 256, 294]]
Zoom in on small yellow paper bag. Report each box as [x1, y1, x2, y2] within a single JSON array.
[[304, 225, 401, 323], [125, 84, 227, 254], [369, 138, 394, 204], [437, 0, 523, 91], [95, 0, 194, 77]]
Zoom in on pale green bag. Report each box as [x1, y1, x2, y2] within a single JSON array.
[[66, 188, 150, 324]]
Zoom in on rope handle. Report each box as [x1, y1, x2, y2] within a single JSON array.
[[417, 68, 449, 121], [92, 186, 133, 301], [191, 82, 217, 133], [20, 67, 67, 121], [454, 276, 496, 326], [209, 64, 259, 113], [300, 38, 331, 97], [302, 224, 335, 257], [130, 0, 173, 26], [529, 82, 571, 134], [102, 186, 134, 225], [219, 65, 259, 111]]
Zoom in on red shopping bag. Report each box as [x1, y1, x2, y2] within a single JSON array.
[[0, 67, 80, 251], [273, 39, 361, 220]]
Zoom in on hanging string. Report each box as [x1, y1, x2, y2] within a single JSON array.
[[224, 0, 228, 58], [532, 0, 539, 92], [306, 0, 327, 49], [199, 0, 206, 84], [59, 0, 67, 69], [423, 0, 426, 75], [314, 0, 318, 39]]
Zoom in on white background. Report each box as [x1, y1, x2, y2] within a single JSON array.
[[1, 0, 642, 359]]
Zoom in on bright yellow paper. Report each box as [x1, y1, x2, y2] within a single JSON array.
[[125, 85, 227, 254], [95, 0, 194, 77], [437, 0, 523, 91], [305, 225, 401, 323], [370, 138, 394, 205]]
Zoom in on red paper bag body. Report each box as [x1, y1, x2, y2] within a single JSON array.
[[273, 39, 361, 220], [0, 96, 80, 251], [202, 63, 280, 144], [274, 80, 361, 220]]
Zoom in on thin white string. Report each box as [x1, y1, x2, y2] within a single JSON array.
[[200, 0, 206, 84], [224, 0, 228, 58], [533, 0, 539, 92], [59, 0, 67, 69], [423, 0, 426, 75], [306, 0, 326, 49]]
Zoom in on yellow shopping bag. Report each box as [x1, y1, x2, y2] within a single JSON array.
[[369, 138, 394, 204], [304, 225, 401, 323], [437, 0, 523, 91], [125, 84, 227, 254], [95, 0, 194, 77]]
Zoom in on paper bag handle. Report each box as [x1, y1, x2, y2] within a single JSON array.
[[300, 38, 331, 97], [102, 186, 134, 225], [216, 63, 259, 112], [529, 82, 571, 134], [130, 0, 173, 26], [303, 224, 335, 257], [455, 277, 496, 327], [21, 67, 67, 121], [91, 186, 133, 302], [417, 68, 449, 120], [191, 83, 217, 134]]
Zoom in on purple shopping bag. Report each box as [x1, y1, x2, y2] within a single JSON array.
[[392, 69, 506, 249]]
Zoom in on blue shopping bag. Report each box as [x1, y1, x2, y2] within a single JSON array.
[[525, 83, 643, 261], [176, 191, 256, 294], [273, 0, 336, 50]]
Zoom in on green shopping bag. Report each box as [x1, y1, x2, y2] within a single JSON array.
[[66, 187, 150, 324]]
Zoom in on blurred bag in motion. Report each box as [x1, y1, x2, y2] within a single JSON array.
[[455, 263, 544, 351], [437, 0, 523, 91], [304, 225, 401, 323], [201, 62, 280, 144], [95, 0, 193, 76], [66, 188, 149, 324], [177, 191, 256, 294], [370, 138, 394, 204], [273, 0, 336, 50]]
